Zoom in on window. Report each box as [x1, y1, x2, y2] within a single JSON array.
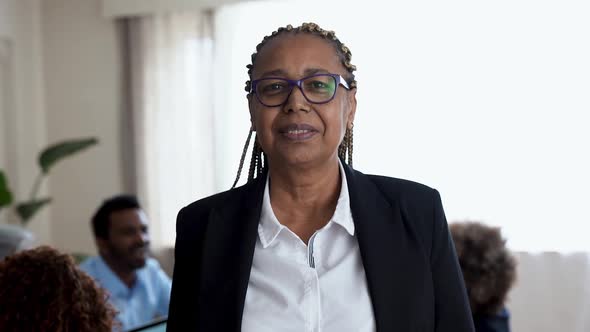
[[211, 0, 590, 251]]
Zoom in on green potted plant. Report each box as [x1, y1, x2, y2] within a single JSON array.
[[0, 138, 98, 258]]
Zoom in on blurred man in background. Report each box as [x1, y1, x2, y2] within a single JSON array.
[[81, 195, 171, 331]]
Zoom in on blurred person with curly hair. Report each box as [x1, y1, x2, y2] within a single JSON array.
[[0, 245, 117, 332], [450, 221, 517, 332]]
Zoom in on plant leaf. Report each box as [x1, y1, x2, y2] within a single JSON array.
[[0, 170, 13, 208], [39, 138, 98, 174], [71, 252, 90, 265], [16, 198, 52, 224]]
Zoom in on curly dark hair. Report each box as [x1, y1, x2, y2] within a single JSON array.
[[0, 246, 117, 332], [450, 221, 517, 315]]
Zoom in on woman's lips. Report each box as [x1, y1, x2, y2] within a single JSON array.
[[278, 124, 318, 141]]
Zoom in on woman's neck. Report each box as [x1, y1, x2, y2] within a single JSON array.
[[268, 158, 342, 243]]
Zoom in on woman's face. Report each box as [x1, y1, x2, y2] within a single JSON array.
[[248, 33, 356, 170]]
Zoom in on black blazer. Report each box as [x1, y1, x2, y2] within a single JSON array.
[[167, 165, 475, 332]]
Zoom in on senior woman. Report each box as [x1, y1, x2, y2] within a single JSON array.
[[167, 23, 474, 332]]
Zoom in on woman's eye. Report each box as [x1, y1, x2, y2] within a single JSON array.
[[305, 79, 334, 95], [268, 83, 284, 90], [261, 82, 288, 94], [311, 81, 327, 89]]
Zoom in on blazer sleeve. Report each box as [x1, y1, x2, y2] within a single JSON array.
[[166, 207, 208, 332], [430, 189, 475, 331]]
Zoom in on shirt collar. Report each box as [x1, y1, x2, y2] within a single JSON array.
[[258, 160, 355, 249], [332, 161, 355, 236], [258, 175, 285, 248]]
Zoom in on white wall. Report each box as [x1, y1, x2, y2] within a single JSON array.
[[0, 0, 16, 225], [0, 0, 51, 243], [101, 0, 260, 18], [41, 0, 126, 254], [214, 0, 590, 252]]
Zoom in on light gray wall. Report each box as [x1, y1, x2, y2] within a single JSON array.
[[41, 0, 126, 254], [101, 0, 260, 17], [0, 0, 51, 242]]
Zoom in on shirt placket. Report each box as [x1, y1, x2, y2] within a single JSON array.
[[306, 232, 322, 332]]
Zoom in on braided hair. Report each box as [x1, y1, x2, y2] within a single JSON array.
[[232, 22, 357, 188]]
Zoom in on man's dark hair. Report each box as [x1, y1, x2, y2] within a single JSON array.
[[91, 195, 141, 239]]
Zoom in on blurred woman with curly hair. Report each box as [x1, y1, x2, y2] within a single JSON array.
[[450, 222, 517, 332], [0, 246, 117, 332]]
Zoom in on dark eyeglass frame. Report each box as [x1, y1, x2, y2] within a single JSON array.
[[250, 73, 351, 107]]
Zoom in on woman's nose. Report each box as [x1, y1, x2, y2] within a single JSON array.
[[281, 86, 311, 113]]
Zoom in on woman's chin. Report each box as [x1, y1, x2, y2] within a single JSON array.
[[272, 151, 335, 170]]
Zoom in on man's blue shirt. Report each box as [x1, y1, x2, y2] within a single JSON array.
[[80, 256, 171, 331]]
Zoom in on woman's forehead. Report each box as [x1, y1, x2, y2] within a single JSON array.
[[252, 33, 344, 78]]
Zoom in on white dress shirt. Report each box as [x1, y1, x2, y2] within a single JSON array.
[[242, 162, 376, 332]]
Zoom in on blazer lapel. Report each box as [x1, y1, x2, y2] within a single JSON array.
[[344, 165, 427, 332], [197, 173, 266, 331]]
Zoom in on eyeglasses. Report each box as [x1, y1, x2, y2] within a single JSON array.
[[250, 73, 351, 107]]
